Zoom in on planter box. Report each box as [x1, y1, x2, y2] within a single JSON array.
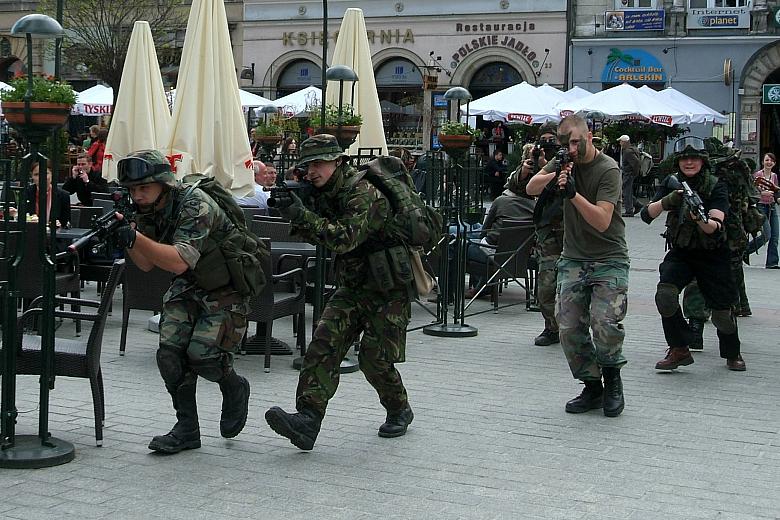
[[438, 134, 473, 151], [2, 101, 71, 129]]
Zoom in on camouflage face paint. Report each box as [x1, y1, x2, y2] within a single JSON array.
[[577, 139, 588, 161], [557, 132, 571, 146]]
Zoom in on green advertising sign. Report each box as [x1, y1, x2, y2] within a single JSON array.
[[763, 84, 780, 104]]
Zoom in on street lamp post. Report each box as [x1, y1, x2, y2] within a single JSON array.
[[0, 13, 75, 469]]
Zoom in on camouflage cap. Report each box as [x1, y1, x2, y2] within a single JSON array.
[[537, 122, 558, 137], [117, 149, 176, 187], [297, 134, 348, 167]]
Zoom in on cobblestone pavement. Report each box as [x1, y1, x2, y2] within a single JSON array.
[[1, 217, 778, 520]]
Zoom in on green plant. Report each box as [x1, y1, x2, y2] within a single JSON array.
[[0, 74, 76, 105], [309, 103, 363, 127], [255, 119, 282, 136], [440, 121, 482, 139]]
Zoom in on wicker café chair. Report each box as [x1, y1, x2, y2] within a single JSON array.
[[10, 259, 125, 446]]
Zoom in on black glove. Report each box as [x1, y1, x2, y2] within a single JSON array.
[[270, 189, 294, 209], [661, 190, 682, 211], [277, 191, 305, 221], [561, 172, 576, 199], [639, 205, 653, 224], [116, 223, 136, 249]]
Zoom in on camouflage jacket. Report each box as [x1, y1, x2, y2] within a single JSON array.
[[135, 185, 239, 300], [290, 164, 404, 293], [713, 157, 757, 252]]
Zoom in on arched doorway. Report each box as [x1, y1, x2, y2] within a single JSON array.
[[467, 61, 521, 100], [374, 57, 423, 148], [0, 56, 23, 82], [740, 40, 780, 165], [277, 59, 322, 98]]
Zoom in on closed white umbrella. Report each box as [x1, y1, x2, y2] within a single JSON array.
[[103, 21, 171, 182], [74, 84, 113, 116], [166, 0, 253, 195], [326, 8, 387, 155]]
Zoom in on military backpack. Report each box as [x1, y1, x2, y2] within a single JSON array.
[[353, 156, 443, 251], [170, 174, 269, 297]]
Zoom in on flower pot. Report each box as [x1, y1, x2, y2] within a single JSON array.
[[319, 125, 361, 150], [257, 135, 282, 146], [438, 134, 473, 151], [1, 101, 71, 130]]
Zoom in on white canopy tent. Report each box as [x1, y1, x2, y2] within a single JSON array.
[[563, 86, 592, 102], [164, 88, 272, 110], [555, 83, 688, 126], [255, 85, 322, 118], [74, 84, 113, 116], [467, 81, 563, 124], [650, 87, 728, 124]]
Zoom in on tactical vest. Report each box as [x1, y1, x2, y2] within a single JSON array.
[[665, 170, 725, 250]]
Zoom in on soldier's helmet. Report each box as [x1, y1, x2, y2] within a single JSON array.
[[117, 150, 176, 187], [673, 136, 709, 162], [296, 134, 348, 167]]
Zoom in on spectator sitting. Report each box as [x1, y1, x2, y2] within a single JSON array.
[[11, 160, 71, 228], [87, 128, 108, 174], [234, 160, 271, 210], [282, 137, 298, 156], [82, 124, 99, 149], [62, 152, 109, 205]]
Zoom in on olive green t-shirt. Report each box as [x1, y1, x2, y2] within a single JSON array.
[[562, 152, 628, 261]]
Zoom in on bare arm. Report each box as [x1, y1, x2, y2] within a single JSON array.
[[526, 167, 556, 196], [557, 169, 614, 233], [128, 232, 189, 274]]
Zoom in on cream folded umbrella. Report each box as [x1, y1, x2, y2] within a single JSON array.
[[103, 21, 171, 182], [166, 0, 253, 196], [325, 8, 386, 155]]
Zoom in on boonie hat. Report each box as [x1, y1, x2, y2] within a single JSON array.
[[297, 134, 349, 167], [117, 149, 175, 187]]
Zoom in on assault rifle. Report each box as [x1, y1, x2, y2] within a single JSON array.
[[667, 177, 708, 223], [63, 189, 135, 261], [267, 179, 315, 208]]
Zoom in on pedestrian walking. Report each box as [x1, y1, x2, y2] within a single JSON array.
[[618, 135, 640, 217]]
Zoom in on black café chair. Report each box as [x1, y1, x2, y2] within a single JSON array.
[[119, 255, 172, 355], [243, 238, 306, 372], [8, 259, 125, 446], [465, 219, 536, 312]]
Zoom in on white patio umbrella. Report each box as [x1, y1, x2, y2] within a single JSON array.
[[467, 81, 562, 124], [103, 21, 172, 182], [166, 0, 253, 195], [653, 87, 728, 124], [238, 89, 273, 108], [555, 83, 688, 126], [326, 8, 387, 154], [262, 85, 321, 117], [74, 84, 113, 116], [563, 86, 592, 102]]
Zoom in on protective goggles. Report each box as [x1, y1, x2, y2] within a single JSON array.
[[673, 137, 706, 155], [117, 157, 170, 182]]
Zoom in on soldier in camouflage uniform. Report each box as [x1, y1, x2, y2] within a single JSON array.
[[116, 150, 251, 454], [521, 122, 563, 346], [639, 137, 746, 372], [264, 135, 414, 451], [527, 115, 629, 418]]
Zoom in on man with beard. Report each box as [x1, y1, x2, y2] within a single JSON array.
[[639, 137, 746, 372], [527, 115, 629, 418]]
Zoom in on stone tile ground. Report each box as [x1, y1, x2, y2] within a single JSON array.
[[1, 218, 778, 519]]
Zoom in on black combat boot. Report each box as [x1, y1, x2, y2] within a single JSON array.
[[265, 406, 322, 450], [378, 404, 414, 438], [534, 328, 560, 346], [601, 367, 625, 417], [218, 370, 250, 438], [149, 379, 201, 454], [565, 380, 603, 414], [688, 318, 705, 351]]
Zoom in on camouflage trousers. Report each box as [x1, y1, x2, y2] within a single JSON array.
[[159, 286, 249, 381], [555, 257, 629, 381], [682, 249, 749, 320], [296, 286, 411, 418], [535, 227, 563, 332]]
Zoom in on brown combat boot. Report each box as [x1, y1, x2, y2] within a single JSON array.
[[655, 347, 694, 371]]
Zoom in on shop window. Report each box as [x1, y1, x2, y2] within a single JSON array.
[[688, 0, 748, 7], [614, 0, 657, 8]]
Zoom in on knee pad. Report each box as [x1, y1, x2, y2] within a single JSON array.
[[189, 355, 228, 382], [655, 283, 680, 318], [156, 346, 185, 386], [710, 309, 736, 335]]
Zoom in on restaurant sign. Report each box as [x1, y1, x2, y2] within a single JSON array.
[[450, 35, 541, 69], [601, 48, 666, 84]]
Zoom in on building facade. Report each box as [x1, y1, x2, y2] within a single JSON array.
[[570, 0, 780, 164], [242, 0, 568, 150]]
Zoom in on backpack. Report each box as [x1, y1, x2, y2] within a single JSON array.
[[354, 156, 443, 252], [638, 151, 654, 178], [175, 174, 269, 297]]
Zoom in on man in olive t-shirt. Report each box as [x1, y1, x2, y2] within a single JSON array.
[[527, 115, 629, 418]]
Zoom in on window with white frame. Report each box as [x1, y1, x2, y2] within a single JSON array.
[[688, 0, 750, 7], [615, 0, 657, 7]]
